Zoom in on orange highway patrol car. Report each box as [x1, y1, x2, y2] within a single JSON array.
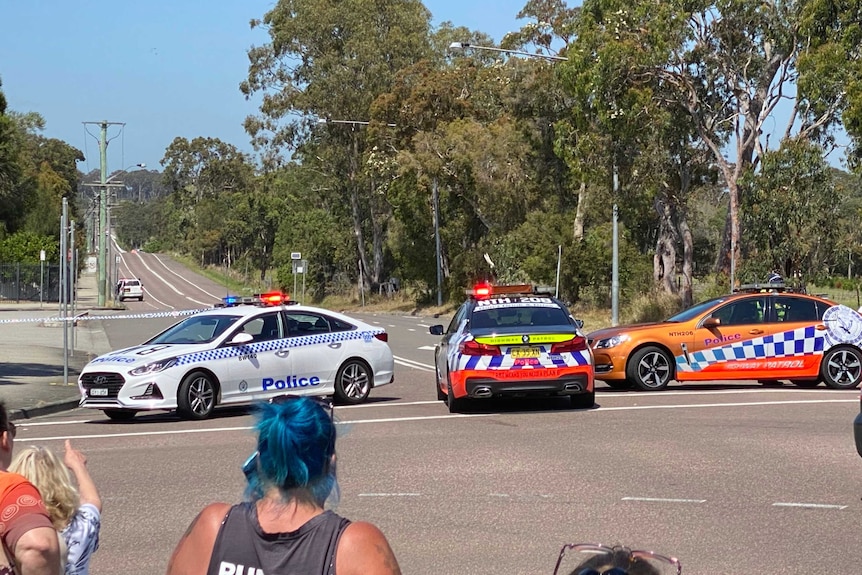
[[588, 283, 862, 391], [429, 283, 594, 413]]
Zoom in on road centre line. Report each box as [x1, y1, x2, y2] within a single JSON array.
[[132, 253, 185, 296], [600, 388, 859, 397], [153, 253, 224, 300], [359, 493, 421, 497], [772, 502, 847, 510], [622, 497, 706, 504]]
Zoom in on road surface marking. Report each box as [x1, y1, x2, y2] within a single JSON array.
[[359, 493, 421, 497], [393, 355, 435, 372], [417, 345, 436, 351], [622, 497, 706, 504], [772, 502, 847, 510]]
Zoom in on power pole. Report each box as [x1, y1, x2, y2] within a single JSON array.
[[83, 120, 124, 306]]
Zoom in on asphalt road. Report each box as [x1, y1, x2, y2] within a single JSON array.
[[19, 250, 862, 574]]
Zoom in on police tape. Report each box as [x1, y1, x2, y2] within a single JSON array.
[[0, 308, 211, 325]]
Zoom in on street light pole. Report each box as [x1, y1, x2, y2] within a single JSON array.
[[81, 160, 145, 305]]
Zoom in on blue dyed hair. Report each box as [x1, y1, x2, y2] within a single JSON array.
[[244, 397, 338, 506]]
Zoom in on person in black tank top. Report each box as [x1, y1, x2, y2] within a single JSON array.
[[166, 395, 401, 575]]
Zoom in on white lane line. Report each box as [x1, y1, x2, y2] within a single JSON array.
[[393, 355, 435, 372], [152, 254, 224, 300], [359, 493, 421, 497], [593, 399, 856, 411], [417, 345, 436, 351], [622, 497, 706, 504], [772, 502, 847, 510], [416, 323, 431, 328], [133, 254, 185, 296], [407, 328, 415, 332], [21, 413, 498, 440]]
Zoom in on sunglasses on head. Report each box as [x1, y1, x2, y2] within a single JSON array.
[[242, 394, 335, 479]]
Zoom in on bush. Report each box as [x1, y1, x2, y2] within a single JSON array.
[[623, 289, 683, 324]]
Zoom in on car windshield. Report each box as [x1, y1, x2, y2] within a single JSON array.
[[470, 304, 571, 331], [144, 314, 241, 345], [665, 296, 728, 323]]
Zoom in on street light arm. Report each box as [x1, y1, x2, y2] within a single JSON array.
[[448, 41, 567, 62], [317, 118, 397, 128], [105, 163, 146, 184]]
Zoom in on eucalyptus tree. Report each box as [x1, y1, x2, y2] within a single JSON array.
[[739, 140, 842, 281], [242, 0, 434, 289], [574, 0, 861, 279], [159, 137, 255, 265]]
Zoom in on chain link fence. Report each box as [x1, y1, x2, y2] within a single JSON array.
[[0, 264, 62, 303]]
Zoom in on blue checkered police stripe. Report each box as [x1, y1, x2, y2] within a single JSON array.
[[676, 326, 825, 372], [174, 329, 385, 366], [0, 308, 210, 325]]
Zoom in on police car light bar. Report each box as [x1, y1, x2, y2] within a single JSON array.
[[219, 292, 292, 307], [465, 283, 541, 299]]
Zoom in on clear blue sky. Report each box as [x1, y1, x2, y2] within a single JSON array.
[[0, 0, 535, 175]]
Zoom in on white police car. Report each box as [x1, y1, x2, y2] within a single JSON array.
[[77, 292, 394, 420]]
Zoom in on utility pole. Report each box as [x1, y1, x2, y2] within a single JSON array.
[[433, 177, 442, 307], [83, 120, 124, 306]]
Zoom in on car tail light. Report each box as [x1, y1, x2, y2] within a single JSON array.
[[551, 336, 588, 353], [374, 332, 388, 342], [459, 339, 501, 356]]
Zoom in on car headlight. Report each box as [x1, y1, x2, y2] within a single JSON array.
[[129, 358, 178, 376], [594, 334, 629, 349]]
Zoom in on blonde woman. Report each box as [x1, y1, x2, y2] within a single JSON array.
[[9, 440, 102, 575]]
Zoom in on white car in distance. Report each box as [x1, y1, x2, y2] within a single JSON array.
[[78, 292, 395, 420]]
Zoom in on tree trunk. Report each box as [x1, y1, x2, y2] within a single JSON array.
[[679, 216, 693, 307], [653, 194, 678, 294], [573, 181, 586, 241]]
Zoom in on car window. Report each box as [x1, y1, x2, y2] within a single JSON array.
[[284, 311, 332, 336], [146, 315, 241, 345], [469, 304, 569, 330], [447, 304, 467, 333], [237, 312, 282, 342], [712, 298, 765, 326], [667, 296, 727, 322], [326, 315, 356, 333], [770, 296, 820, 323]]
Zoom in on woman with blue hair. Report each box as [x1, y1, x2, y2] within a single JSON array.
[[166, 395, 401, 575]]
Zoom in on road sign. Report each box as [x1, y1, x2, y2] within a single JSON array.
[[291, 252, 302, 260]]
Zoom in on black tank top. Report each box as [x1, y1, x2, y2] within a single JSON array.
[[206, 502, 351, 575]]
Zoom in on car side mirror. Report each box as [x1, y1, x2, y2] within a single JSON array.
[[574, 318, 584, 329], [702, 317, 721, 328], [429, 325, 444, 336], [229, 333, 254, 345]]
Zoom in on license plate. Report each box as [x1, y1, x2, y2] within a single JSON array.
[[90, 388, 108, 397], [511, 346, 541, 359]]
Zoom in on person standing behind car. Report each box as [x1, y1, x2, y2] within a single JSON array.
[[9, 441, 101, 575], [0, 401, 61, 575], [166, 395, 402, 575]]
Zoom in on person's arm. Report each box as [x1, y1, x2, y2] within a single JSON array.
[[63, 440, 101, 512], [12, 526, 60, 575], [165, 503, 229, 575], [335, 521, 401, 575]]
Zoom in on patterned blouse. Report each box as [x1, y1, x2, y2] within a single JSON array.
[[61, 503, 100, 575]]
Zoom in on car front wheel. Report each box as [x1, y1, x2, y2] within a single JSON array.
[[177, 371, 217, 419], [627, 346, 673, 391], [821, 347, 862, 389], [335, 359, 371, 404]]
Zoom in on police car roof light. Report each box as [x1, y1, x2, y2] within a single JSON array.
[[259, 292, 287, 305], [733, 282, 794, 294], [466, 283, 542, 299]]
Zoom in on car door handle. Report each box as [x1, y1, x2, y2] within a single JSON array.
[[748, 329, 764, 335], [275, 349, 290, 358], [328, 343, 342, 349]]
